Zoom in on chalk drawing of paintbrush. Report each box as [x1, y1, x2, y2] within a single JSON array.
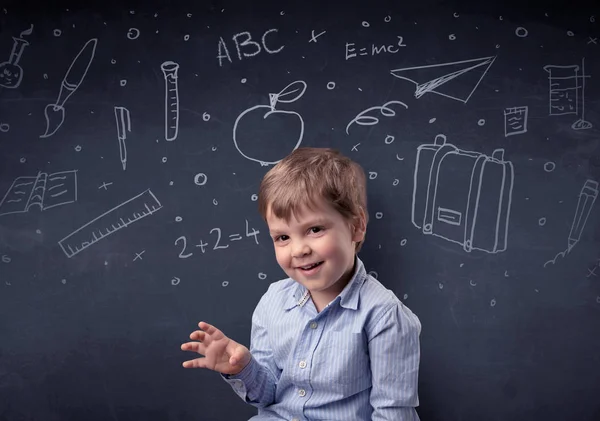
[[40, 38, 98, 138]]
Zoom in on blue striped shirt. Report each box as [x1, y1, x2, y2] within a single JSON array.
[[223, 257, 422, 420]]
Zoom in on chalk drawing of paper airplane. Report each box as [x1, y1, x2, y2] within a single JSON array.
[[412, 134, 514, 254], [391, 56, 497, 103]]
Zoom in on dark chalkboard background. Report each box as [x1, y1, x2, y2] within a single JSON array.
[[1, 0, 599, 420]]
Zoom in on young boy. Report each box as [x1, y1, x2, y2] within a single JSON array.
[[181, 147, 422, 420]]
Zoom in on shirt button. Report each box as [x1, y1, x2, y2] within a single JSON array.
[[298, 388, 306, 397], [299, 360, 307, 369], [309, 321, 318, 329]]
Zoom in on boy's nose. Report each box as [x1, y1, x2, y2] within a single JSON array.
[[291, 241, 311, 258]]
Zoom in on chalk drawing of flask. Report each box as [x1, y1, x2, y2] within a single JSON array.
[[0, 33, 31, 89], [161, 61, 180, 141]]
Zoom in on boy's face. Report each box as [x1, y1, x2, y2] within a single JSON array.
[[266, 199, 365, 304]]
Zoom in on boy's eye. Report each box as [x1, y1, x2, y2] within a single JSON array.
[[274, 235, 289, 242], [309, 226, 324, 234]]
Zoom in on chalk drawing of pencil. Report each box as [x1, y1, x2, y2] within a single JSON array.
[[567, 179, 598, 252], [114, 106, 131, 170], [160, 61, 180, 141]]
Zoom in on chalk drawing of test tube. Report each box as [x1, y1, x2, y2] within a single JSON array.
[[161, 61, 180, 141]]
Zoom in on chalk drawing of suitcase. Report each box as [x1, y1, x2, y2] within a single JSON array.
[[411, 134, 514, 253]]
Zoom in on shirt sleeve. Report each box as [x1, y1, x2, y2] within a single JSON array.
[[221, 291, 280, 408], [368, 301, 422, 421]]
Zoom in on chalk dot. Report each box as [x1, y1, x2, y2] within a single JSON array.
[[567, 30, 574, 36], [222, 281, 229, 287], [211, 146, 217, 151], [538, 217, 546, 226], [36, 229, 41, 234], [499, 15, 503, 20], [194, 173, 208, 186], [453, 12, 459, 18], [375, 212, 383, 219], [591, 15, 595, 23], [544, 161, 556, 172], [400, 239, 407, 246], [384, 15, 391, 22], [130, 10, 135, 14], [280, 10, 285, 15], [515, 27, 528, 37], [362, 21, 370, 27], [61, 279, 67, 284], [449, 34, 456, 40], [251, 194, 258, 201], [490, 298, 497, 307], [187, 13, 192, 17], [161, 157, 167, 163], [127, 28, 140, 40], [169, 181, 174, 186], [393, 179, 399, 186], [175, 216, 183, 222], [43, 73, 49, 79], [460, 263, 464, 267], [470, 279, 477, 286], [496, 44, 501, 48], [258, 272, 267, 280], [0, 123, 9, 132], [202, 112, 210, 121], [120, 80, 127, 87], [368, 172, 377, 180], [213, 198, 218, 206], [384, 135, 395, 144], [104, 261, 108, 266], [326, 81, 336, 90], [478, 119, 485, 126], [184, 34, 190, 41], [504, 271, 509, 277], [74, 145, 82, 152], [19, 157, 26, 163], [429, 117, 436, 123], [241, 78, 247, 83], [53, 29, 62, 37], [368, 271, 378, 279], [171, 277, 180, 286], [597, 296, 600, 304], [438, 283, 444, 290], [403, 293, 408, 300]]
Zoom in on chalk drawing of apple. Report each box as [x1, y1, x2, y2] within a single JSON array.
[[233, 80, 306, 165]]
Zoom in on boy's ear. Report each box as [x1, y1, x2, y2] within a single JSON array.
[[351, 209, 367, 242]]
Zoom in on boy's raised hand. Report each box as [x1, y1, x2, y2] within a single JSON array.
[[181, 321, 251, 375]]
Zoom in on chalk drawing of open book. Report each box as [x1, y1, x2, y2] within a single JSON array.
[[0, 170, 78, 216], [390, 56, 496, 103]]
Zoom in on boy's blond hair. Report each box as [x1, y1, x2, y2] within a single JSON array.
[[258, 147, 368, 252]]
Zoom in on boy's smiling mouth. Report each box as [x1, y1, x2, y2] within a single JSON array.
[[297, 261, 324, 271]]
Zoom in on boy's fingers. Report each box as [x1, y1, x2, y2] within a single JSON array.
[[189, 330, 206, 341], [198, 321, 218, 335], [180, 341, 207, 355], [182, 357, 209, 369]]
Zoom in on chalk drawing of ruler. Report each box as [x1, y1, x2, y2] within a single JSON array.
[[58, 189, 162, 258]]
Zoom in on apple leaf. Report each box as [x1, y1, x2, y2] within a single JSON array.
[[274, 80, 307, 104]]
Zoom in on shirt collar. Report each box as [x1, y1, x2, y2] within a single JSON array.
[[284, 256, 367, 311]]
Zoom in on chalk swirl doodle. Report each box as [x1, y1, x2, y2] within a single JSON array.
[[346, 100, 408, 134]]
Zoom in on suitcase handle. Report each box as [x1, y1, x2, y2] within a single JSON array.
[[492, 149, 505, 161], [434, 134, 447, 146]]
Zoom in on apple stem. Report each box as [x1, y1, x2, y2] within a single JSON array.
[[268, 93, 278, 110]]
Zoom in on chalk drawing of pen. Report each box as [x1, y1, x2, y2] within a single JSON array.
[[567, 179, 598, 253], [40, 38, 98, 138], [114, 106, 131, 170]]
